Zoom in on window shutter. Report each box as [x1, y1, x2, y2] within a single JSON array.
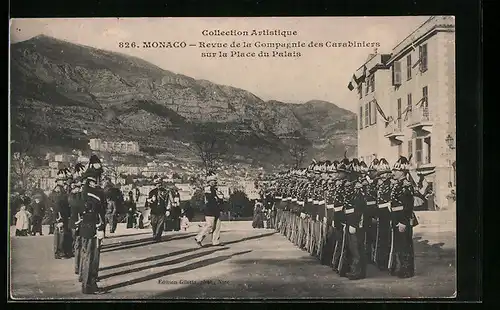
[[359, 106, 363, 130], [393, 61, 402, 86], [418, 46, 423, 72]]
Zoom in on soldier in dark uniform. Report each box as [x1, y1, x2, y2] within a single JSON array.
[[79, 169, 106, 294], [360, 160, 378, 265], [297, 178, 309, 250], [373, 158, 393, 271], [51, 169, 71, 259], [103, 178, 123, 235], [316, 170, 330, 258], [332, 157, 350, 275], [388, 156, 416, 278], [146, 176, 168, 242], [341, 159, 368, 280], [320, 163, 339, 266]]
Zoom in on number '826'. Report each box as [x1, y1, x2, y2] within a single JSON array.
[[118, 42, 137, 48]]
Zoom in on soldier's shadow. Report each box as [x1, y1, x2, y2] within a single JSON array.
[[100, 233, 198, 253]]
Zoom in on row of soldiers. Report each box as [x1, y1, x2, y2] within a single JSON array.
[[265, 155, 418, 280]]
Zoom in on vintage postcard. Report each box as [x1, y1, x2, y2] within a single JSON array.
[[8, 16, 456, 299]]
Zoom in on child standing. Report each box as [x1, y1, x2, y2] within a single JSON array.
[[15, 205, 31, 236], [180, 209, 190, 231]]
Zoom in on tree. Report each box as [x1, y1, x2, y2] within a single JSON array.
[[185, 122, 233, 175], [190, 188, 205, 212], [286, 135, 310, 169], [10, 124, 46, 194], [228, 190, 252, 218]]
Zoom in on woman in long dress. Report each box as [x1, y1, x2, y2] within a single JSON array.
[[252, 201, 265, 229]]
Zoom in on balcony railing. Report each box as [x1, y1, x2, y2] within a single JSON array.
[[384, 119, 403, 137], [407, 107, 431, 128]]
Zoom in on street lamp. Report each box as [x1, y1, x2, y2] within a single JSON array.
[[445, 134, 455, 150]]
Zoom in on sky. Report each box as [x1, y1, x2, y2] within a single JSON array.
[[10, 17, 431, 112]]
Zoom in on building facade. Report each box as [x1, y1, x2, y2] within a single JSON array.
[[349, 16, 456, 210], [89, 138, 140, 154]]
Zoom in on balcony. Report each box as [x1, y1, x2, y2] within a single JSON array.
[[407, 107, 432, 131], [384, 119, 404, 140]]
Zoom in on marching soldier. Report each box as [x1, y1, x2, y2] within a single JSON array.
[[79, 169, 106, 294], [388, 156, 416, 278], [341, 159, 368, 280], [373, 158, 393, 271], [316, 171, 329, 258], [146, 176, 168, 242]]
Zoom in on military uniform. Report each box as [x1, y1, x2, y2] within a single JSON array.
[[320, 177, 336, 266], [69, 179, 84, 275], [373, 159, 393, 271], [316, 178, 328, 258], [80, 173, 106, 294], [341, 160, 368, 280], [332, 179, 348, 274], [51, 179, 71, 259], [388, 156, 416, 278]]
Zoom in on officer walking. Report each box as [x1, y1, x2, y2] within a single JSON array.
[[195, 173, 224, 247]]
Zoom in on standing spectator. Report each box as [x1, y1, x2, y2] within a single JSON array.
[[125, 191, 137, 229], [30, 193, 45, 236]]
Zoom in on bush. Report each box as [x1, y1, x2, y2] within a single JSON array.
[[228, 190, 253, 218]]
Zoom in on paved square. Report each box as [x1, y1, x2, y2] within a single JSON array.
[[10, 222, 456, 299]]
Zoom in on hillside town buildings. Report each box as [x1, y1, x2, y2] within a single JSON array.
[[348, 16, 456, 210]]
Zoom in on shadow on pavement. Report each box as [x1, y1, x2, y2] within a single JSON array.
[[103, 250, 252, 292], [99, 247, 229, 280], [100, 231, 275, 272], [100, 233, 198, 253], [103, 231, 152, 240]]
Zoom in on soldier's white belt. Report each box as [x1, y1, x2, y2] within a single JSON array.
[[366, 201, 376, 206], [391, 206, 404, 212], [307, 198, 313, 202], [318, 200, 326, 205], [378, 202, 390, 209], [275, 196, 282, 199], [298, 201, 305, 206], [334, 206, 343, 212], [313, 200, 318, 204], [291, 198, 297, 202], [326, 204, 334, 209], [344, 208, 355, 214]]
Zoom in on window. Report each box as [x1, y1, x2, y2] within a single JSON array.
[[370, 101, 377, 125], [370, 75, 375, 92], [392, 61, 402, 86], [365, 78, 370, 95], [407, 93, 413, 120], [364, 103, 370, 127], [408, 140, 413, 159], [419, 44, 428, 72], [357, 84, 363, 99], [424, 136, 431, 164], [422, 86, 429, 108], [406, 54, 412, 80], [359, 106, 363, 130], [415, 138, 423, 164]]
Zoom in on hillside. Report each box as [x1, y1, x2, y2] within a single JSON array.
[[10, 35, 357, 167]]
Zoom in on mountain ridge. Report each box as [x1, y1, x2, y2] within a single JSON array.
[[10, 35, 357, 167]]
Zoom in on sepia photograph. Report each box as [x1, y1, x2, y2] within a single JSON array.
[[8, 16, 456, 299]]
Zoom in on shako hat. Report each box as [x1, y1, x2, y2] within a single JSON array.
[[376, 158, 392, 176], [206, 171, 217, 182]]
